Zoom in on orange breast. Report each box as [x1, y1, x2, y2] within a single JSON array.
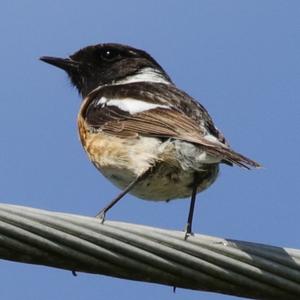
[[77, 113, 162, 178]]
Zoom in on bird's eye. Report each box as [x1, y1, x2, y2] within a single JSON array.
[[100, 49, 121, 62]]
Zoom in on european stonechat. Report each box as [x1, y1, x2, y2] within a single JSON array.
[[40, 43, 260, 236]]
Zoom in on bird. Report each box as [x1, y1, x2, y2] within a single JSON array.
[[40, 43, 260, 237]]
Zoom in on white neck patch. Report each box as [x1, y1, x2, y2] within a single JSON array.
[[88, 68, 171, 96], [114, 67, 171, 85]]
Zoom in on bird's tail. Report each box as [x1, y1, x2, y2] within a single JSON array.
[[207, 146, 261, 169]]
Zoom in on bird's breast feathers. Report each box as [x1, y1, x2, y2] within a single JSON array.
[[78, 114, 219, 200]]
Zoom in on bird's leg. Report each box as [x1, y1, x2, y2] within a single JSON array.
[[95, 168, 153, 222], [95, 176, 141, 221], [184, 174, 199, 239]]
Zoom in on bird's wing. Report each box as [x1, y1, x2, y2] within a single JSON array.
[[82, 83, 260, 169]]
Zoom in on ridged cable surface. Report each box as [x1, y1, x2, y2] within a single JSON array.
[[0, 203, 299, 299]]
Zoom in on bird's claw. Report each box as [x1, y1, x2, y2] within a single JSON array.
[[95, 211, 106, 223], [184, 223, 193, 240]]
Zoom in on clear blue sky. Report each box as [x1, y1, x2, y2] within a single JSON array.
[[0, 1, 299, 299]]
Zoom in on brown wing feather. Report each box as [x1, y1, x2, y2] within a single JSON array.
[[100, 107, 260, 169], [81, 82, 260, 169], [86, 82, 229, 144]]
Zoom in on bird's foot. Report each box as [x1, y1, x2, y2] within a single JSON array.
[[95, 210, 106, 224], [184, 223, 194, 240]]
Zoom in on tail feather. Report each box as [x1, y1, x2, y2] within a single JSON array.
[[177, 134, 261, 169], [207, 147, 261, 170]]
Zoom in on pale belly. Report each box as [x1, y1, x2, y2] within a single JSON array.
[[101, 163, 219, 201], [80, 129, 219, 201]]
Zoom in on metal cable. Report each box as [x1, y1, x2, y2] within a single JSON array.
[[0, 203, 299, 299]]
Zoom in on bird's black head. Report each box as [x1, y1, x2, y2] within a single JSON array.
[[40, 43, 171, 97]]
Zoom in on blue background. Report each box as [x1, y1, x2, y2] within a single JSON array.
[[0, 1, 299, 299]]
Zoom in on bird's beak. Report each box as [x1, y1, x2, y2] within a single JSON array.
[[40, 56, 79, 72]]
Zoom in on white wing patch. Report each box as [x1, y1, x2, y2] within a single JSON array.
[[96, 97, 107, 106], [97, 97, 170, 114]]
